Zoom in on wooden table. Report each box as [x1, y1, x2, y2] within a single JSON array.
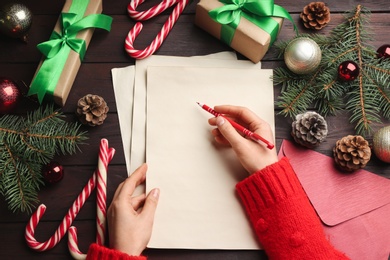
[[0, 0, 389, 259]]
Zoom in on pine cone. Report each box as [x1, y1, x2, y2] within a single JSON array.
[[333, 135, 371, 172], [76, 94, 109, 126], [291, 111, 328, 148], [300, 2, 331, 30]]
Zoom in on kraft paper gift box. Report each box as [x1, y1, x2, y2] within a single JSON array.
[[279, 140, 390, 260], [28, 0, 112, 106], [195, 0, 292, 63]]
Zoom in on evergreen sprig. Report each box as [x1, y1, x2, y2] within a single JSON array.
[[0, 105, 88, 213], [274, 5, 390, 137]]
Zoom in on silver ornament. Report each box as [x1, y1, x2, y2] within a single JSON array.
[[0, 2, 32, 42], [373, 125, 390, 163], [284, 37, 322, 75]]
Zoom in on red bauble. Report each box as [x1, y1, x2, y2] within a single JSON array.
[[338, 61, 359, 81], [42, 161, 64, 184], [377, 44, 390, 59], [0, 77, 21, 114]]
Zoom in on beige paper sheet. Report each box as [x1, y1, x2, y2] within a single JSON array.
[[111, 52, 238, 175], [130, 56, 261, 174], [145, 66, 274, 249], [111, 65, 135, 174]]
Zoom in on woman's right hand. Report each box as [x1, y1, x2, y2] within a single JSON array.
[[208, 105, 278, 174]]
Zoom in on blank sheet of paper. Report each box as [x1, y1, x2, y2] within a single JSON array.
[[145, 66, 274, 249], [130, 55, 261, 174], [111, 65, 135, 175]]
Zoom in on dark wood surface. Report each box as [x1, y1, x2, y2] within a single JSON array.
[[0, 0, 389, 259]]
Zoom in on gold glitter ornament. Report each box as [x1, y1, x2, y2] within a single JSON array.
[[284, 37, 322, 75], [372, 125, 390, 163]]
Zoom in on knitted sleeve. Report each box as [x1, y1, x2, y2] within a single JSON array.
[[86, 243, 147, 260], [236, 157, 349, 260]]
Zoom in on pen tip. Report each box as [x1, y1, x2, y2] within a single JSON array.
[[196, 102, 203, 107]]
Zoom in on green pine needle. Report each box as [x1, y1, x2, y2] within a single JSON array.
[[0, 105, 88, 214], [273, 5, 390, 137]]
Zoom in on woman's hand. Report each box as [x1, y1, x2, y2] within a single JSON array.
[[108, 163, 159, 256], [208, 105, 278, 174]]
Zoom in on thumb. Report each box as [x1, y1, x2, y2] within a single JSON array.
[[216, 116, 243, 146], [141, 188, 159, 220]]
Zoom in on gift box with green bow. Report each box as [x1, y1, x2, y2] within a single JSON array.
[[195, 0, 294, 63], [28, 0, 112, 106]]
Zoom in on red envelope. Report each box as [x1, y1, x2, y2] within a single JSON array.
[[278, 140, 390, 260]]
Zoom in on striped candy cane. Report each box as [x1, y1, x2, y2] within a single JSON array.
[[25, 139, 115, 256], [68, 139, 115, 259], [25, 174, 96, 252], [124, 0, 189, 59], [127, 0, 179, 21]]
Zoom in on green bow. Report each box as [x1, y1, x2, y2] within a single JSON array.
[[209, 0, 295, 45], [28, 12, 113, 103], [37, 13, 112, 60]]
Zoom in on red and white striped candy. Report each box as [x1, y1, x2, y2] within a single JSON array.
[[96, 139, 114, 245], [25, 139, 115, 255], [67, 139, 115, 259], [25, 174, 96, 252], [127, 0, 178, 21], [124, 0, 189, 59]]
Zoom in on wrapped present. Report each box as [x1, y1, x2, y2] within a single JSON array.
[[28, 0, 112, 106], [195, 0, 295, 63]]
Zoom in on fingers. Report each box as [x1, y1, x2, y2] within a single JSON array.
[[214, 116, 245, 147], [112, 163, 148, 201], [131, 194, 147, 211], [208, 105, 274, 144], [211, 128, 230, 145], [140, 188, 160, 221]]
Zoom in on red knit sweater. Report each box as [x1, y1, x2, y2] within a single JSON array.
[[86, 157, 349, 260]]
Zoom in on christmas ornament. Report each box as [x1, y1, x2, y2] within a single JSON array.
[[372, 126, 390, 163], [377, 44, 390, 59], [333, 135, 371, 172], [300, 2, 331, 30], [0, 105, 87, 213], [338, 60, 359, 81], [0, 2, 32, 42], [291, 111, 328, 148], [284, 37, 322, 74], [274, 5, 390, 137], [0, 77, 21, 114], [42, 161, 64, 184], [76, 94, 109, 126]]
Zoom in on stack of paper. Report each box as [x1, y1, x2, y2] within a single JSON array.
[[111, 52, 275, 249]]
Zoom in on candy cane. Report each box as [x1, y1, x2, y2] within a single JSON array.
[[67, 227, 85, 260], [124, 0, 189, 59], [25, 139, 115, 254], [67, 139, 115, 259], [25, 174, 96, 252], [127, 0, 179, 21]]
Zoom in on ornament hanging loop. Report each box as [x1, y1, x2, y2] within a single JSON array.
[[125, 0, 189, 59]]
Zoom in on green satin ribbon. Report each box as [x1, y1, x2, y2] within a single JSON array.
[[28, 0, 113, 103], [209, 0, 296, 46]]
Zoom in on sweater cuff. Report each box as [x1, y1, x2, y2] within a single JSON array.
[[86, 243, 147, 260], [236, 157, 305, 224]]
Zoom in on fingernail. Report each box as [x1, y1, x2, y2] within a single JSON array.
[[152, 188, 160, 199], [216, 116, 225, 126]]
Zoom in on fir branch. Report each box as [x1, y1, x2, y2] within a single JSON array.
[[274, 5, 390, 137], [0, 105, 88, 213]]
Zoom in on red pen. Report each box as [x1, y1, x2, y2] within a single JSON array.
[[197, 102, 274, 150]]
